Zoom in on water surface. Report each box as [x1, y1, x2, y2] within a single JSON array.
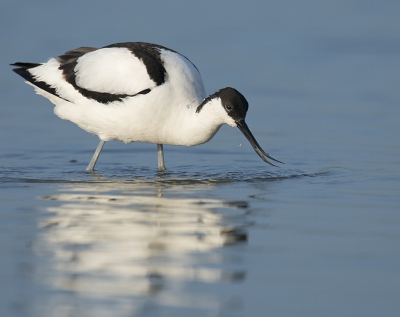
[[1, 0, 400, 316]]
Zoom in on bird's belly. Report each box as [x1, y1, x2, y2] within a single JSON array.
[[54, 97, 219, 147]]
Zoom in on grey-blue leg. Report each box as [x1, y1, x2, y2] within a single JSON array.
[[157, 144, 166, 171], [86, 140, 105, 171]]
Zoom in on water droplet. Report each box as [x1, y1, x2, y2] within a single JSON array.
[[238, 143, 241, 147], [186, 104, 192, 109]]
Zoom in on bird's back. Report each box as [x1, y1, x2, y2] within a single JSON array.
[[12, 42, 211, 145]]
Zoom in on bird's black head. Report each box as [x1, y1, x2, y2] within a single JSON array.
[[196, 87, 282, 167], [217, 87, 249, 121], [196, 87, 248, 121]]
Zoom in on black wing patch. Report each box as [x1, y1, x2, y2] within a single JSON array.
[[105, 42, 201, 84], [58, 47, 138, 104], [105, 42, 168, 86], [58, 45, 155, 104], [12, 42, 197, 105]]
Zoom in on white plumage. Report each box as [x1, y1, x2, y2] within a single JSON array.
[[12, 42, 281, 171]]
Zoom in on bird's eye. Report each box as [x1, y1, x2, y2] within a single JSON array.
[[225, 104, 232, 111]]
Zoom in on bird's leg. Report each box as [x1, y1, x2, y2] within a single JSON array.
[[86, 140, 105, 171], [157, 144, 166, 171]]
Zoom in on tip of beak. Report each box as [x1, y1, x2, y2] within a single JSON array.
[[255, 148, 283, 167], [262, 150, 284, 165]]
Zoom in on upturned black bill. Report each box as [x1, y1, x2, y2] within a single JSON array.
[[236, 119, 283, 167]]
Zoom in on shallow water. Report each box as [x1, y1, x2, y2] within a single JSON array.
[[1, 1, 400, 316]]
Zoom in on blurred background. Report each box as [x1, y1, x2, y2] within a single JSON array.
[[1, 1, 399, 316]]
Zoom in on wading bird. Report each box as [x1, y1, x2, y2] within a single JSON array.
[[11, 42, 281, 171]]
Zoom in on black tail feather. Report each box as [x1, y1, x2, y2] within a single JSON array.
[[11, 63, 61, 99], [10, 62, 41, 69]]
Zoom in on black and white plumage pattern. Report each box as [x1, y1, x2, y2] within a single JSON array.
[[13, 43, 186, 104], [11, 42, 282, 170]]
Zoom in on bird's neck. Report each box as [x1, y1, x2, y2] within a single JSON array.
[[163, 102, 224, 146]]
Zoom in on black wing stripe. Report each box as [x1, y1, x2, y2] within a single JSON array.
[[12, 43, 185, 105], [57, 46, 144, 104], [105, 42, 167, 86]]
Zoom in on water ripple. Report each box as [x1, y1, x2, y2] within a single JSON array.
[[0, 165, 342, 187]]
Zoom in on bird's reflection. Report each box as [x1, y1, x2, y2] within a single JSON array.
[[35, 181, 250, 313]]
